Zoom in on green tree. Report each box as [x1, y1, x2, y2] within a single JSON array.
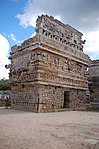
[[0, 79, 11, 90]]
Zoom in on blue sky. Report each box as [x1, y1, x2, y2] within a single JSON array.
[[0, 0, 35, 47], [0, 0, 99, 79]]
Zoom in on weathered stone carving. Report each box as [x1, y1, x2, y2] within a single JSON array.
[[9, 14, 90, 112]]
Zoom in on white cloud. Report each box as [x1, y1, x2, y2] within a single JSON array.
[[9, 33, 21, 44], [16, 0, 99, 31], [83, 31, 99, 60], [16, 10, 43, 28], [16, 0, 62, 28], [0, 34, 10, 79], [16, 0, 99, 60], [10, 33, 16, 41]]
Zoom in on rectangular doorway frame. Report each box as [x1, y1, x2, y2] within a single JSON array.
[[63, 91, 70, 108]]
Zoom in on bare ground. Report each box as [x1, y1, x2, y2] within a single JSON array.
[[0, 108, 99, 149]]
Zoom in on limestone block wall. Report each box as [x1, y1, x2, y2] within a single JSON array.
[[10, 83, 86, 112], [11, 84, 39, 112], [89, 60, 99, 102], [89, 60, 99, 77], [38, 85, 64, 112], [69, 89, 86, 110], [90, 85, 99, 102], [39, 86, 86, 112], [10, 84, 63, 112]]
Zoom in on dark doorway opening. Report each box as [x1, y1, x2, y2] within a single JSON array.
[[63, 91, 70, 108]]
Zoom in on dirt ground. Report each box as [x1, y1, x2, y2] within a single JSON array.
[[0, 108, 99, 149]]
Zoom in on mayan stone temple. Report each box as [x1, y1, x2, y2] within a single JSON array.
[[10, 14, 90, 112]]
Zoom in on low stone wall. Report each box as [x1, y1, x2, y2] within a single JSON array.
[[11, 84, 86, 112]]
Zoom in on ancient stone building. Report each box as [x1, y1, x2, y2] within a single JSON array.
[[10, 14, 89, 112], [89, 60, 99, 103]]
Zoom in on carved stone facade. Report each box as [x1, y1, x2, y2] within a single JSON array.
[[10, 14, 89, 112], [89, 60, 99, 103]]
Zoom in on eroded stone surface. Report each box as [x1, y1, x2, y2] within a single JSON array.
[[89, 60, 99, 103]]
